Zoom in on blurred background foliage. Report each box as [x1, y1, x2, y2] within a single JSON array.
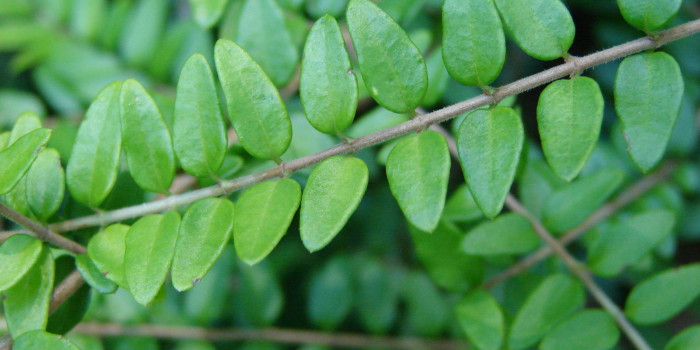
[[0, 0, 699, 349]]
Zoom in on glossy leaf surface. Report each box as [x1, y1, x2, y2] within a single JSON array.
[[87, 224, 130, 289], [617, 0, 682, 32], [539, 310, 620, 350], [75, 254, 118, 294], [25, 148, 64, 222], [0, 234, 42, 292], [462, 213, 539, 256], [0, 128, 50, 195], [456, 290, 504, 350]]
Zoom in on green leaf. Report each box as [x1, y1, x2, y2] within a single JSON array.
[[665, 325, 700, 350], [172, 198, 235, 291], [0, 131, 10, 151], [300, 15, 358, 135], [87, 224, 130, 289], [462, 213, 539, 256], [617, 0, 682, 33], [306, 0, 349, 18], [66, 81, 122, 207], [235, 0, 298, 86], [0, 234, 42, 292], [125, 211, 181, 305], [13, 330, 79, 350], [214, 39, 292, 160], [235, 262, 284, 327], [442, 0, 505, 87], [183, 247, 233, 325], [300, 156, 368, 252], [120, 79, 176, 193], [422, 47, 450, 107], [386, 130, 450, 232], [614, 52, 683, 171], [543, 168, 625, 233], [3, 247, 54, 337], [494, 0, 575, 60], [456, 290, 504, 350], [509, 274, 585, 349], [625, 263, 700, 325], [346, 0, 428, 113], [356, 258, 399, 334], [443, 184, 484, 224], [119, 0, 168, 67], [25, 148, 64, 222], [403, 272, 449, 337], [0, 128, 50, 195], [189, 0, 228, 28], [9, 111, 42, 144], [539, 310, 620, 350], [234, 179, 301, 265], [537, 77, 604, 181], [75, 254, 118, 294], [174, 54, 227, 177], [308, 256, 353, 330], [457, 107, 524, 218], [589, 210, 675, 277]]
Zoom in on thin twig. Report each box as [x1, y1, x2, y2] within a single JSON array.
[[48, 19, 700, 234], [0, 204, 85, 254], [504, 195, 652, 350]]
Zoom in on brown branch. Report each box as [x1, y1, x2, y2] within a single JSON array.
[[0, 204, 85, 255]]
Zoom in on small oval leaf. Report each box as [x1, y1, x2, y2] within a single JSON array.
[[300, 156, 368, 252], [75, 254, 118, 294], [308, 256, 354, 330], [462, 213, 539, 256], [665, 325, 700, 350], [215, 39, 292, 160], [457, 107, 524, 218], [0, 234, 43, 293], [174, 54, 227, 177], [0, 128, 50, 195], [539, 310, 620, 350], [25, 148, 65, 222], [614, 52, 683, 171], [537, 76, 604, 181], [172, 198, 235, 292], [234, 179, 301, 265], [617, 0, 682, 33], [442, 0, 505, 87], [346, 0, 428, 113], [386, 130, 450, 232], [87, 223, 130, 289], [13, 330, 79, 350], [120, 79, 176, 193], [300, 15, 358, 135], [456, 290, 505, 350], [9, 111, 42, 144], [188, 0, 228, 29], [494, 0, 575, 60]]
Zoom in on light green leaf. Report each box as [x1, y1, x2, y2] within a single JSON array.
[[346, 0, 428, 113], [346, 107, 409, 138], [306, 0, 348, 18], [25, 148, 64, 222], [457, 107, 524, 218], [9, 111, 42, 144], [214, 39, 292, 160], [66, 81, 121, 207], [189, 0, 228, 28], [442, 0, 505, 87], [172, 198, 235, 291], [75, 254, 118, 294], [174, 54, 227, 177], [509, 274, 585, 349], [235, 0, 298, 86], [3, 247, 54, 337], [537, 76, 604, 181], [386, 130, 450, 232], [456, 290, 504, 350], [0, 131, 9, 151], [13, 330, 79, 350], [617, 0, 682, 33], [625, 263, 700, 325], [0, 234, 42, 292], [125, 211, 181, 305], [120, 79, 175, 193], [234, 179, 301, 265], [543, 168, 624, 233], [422, 47, 450, 107], [0, 128, 50, 195], [494, 0, 575, 60], [300, 15, 358, 135], [589, 210, 675, 277], [87, 224, 130, 289], [300, 156, 368, 252], [539, 310, 620, 350], [308, 256, 353, 330], [615, 52, 683, 171], [119, 0, 168, 67], [69, 0, 105, 42], [443, 184, 484, 224], [665, 325, 700, 350], [462, 213, 539, 256]]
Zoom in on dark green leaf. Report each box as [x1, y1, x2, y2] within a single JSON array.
[[494, 0, 575, 60], [356, 258, 399, 334], [386, 130, 450, 232], [235, 262, 284, 327], [442, 0, 505, 86], [0, 128, 50, 195], [234, 179, 301, 265], [346, 0, 428, 113], [456, 290, 504, 350], [615, 52, 683, 171], [174, 54, 227, 177], [665, 325, 700, 350], [172, 198, 235, 291], [457, 107, 524, 218], [13, 330, 79, 350], [300, 156, 368, 252], [422, 47, 450, 106], [87, 224, 129, 289], [183, 247, 234, 325], [75, 254, 118, 294], [189, 0, 228, 28], [300, 15, 358, 135], [539, 310, 620, 350], [617, 0, 682, 32], [462, 213, 539, 256], [442, 184, 484, 224], [66, 81, 122, 207], [308, 256, 353, 330], [120, 79, 176, 193], [214, 39, 292, 160], [403, 272, 448, 337], [537, 76, 604, 181], [0, 234, 42, 292], [25, 148, 64, 222]]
